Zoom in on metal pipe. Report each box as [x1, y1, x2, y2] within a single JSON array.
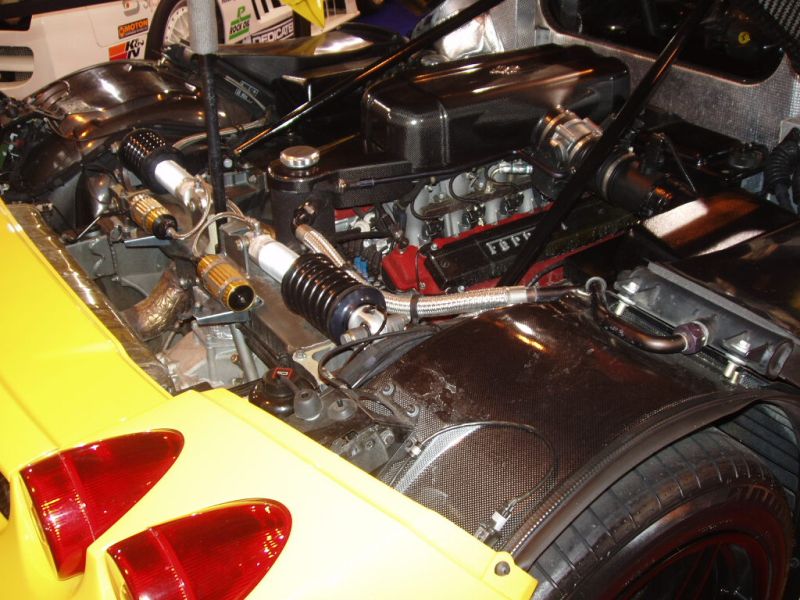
[[174, 118, 268, 151], [230, 325, 259, 382], [587, 279, 688, 354], [122, 266, 192, 342], [497, 0, 719, 286], [233, 0, 507, 155], [293, 225, 569, 319]]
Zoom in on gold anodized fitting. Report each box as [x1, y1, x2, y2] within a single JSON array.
[[129, 193, 169, 234], [196, 254, 254, 311]]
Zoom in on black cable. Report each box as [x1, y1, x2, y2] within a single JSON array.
[[410, 190, 440, 221], [317, 327, 434, 390], [526, 260, 567, 288], [655, 133, 698, 194]]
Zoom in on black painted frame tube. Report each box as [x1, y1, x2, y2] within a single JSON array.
[[199, 54, 227, 218], [234, 0, 507, 155], [497, 0, 719, 286]]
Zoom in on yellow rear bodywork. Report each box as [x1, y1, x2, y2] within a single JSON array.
[[0, 200, 537, 599]]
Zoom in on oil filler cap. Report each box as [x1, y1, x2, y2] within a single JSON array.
[[280, 145, 320, 169]]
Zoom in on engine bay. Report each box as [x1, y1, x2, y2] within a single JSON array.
[[2, 0, 800, 557]]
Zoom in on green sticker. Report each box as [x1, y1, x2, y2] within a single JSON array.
[[229, 5, 252, 41]]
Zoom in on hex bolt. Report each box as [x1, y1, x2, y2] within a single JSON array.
[[620, 280, 641, 295], [732, 338, 751, 356]]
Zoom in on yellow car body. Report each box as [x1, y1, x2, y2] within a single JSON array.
[[0, 199, 537, 598]]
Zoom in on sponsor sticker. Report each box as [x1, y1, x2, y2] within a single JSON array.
[[250, 17, 294, 43], [118, 18, 149, 39], [109, 38, 144, 60], [228, 6, 251, 41]]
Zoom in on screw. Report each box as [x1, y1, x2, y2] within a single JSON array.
[[431, 243, 439, 251], [230, 353, 240, 364], [494, 561, 511, 576], [235, 238, 245, 251], [381, 382, 395, 396], [223, 157, 233, 168], [295, 350, 306, 360]]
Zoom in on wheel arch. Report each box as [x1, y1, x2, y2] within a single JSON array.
[[508, 389, 800, 570]]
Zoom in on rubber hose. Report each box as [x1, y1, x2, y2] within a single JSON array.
[[764, 128, 800, 211]]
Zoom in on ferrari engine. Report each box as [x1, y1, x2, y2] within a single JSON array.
[[3, 0, 799, 566]]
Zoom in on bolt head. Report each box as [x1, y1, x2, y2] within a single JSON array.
[[494, 561, 511, 576]]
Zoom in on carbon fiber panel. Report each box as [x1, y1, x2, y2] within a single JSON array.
[[392, 424, 554, 541], [377, 299, 727, 547], [529, 1, 800, 146]]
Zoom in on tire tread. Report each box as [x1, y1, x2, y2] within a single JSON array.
[[531, 429, 791, 598]]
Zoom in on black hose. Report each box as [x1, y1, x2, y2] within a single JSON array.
[[764, 128, 800, 211], [587, 279, 688, 354]]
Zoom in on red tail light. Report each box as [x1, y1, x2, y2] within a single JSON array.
[[107, 500, 292, 600], [21, 430, 184, 578]]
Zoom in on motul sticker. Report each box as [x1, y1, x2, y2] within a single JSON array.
[[228, 6, 251, 40], [108, 38, 144, 60], [118, 18, 149, 39], [250, 17, 293, 43]]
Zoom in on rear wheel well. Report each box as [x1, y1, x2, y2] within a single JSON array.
[[530, 410, 799, 599]]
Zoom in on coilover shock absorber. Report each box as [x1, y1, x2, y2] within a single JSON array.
[[249, 233, 386, 342], [282, 253, 386, 341]]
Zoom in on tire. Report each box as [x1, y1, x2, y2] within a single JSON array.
[[145, 0, 223, 59], [531, 429, 794, 599]]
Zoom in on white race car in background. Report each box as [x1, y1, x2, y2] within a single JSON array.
[[0, 0, 358, 98]]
